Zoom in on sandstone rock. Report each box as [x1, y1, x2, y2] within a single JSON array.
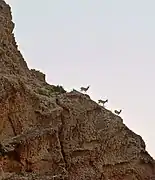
[[0, 0, 155, 179]]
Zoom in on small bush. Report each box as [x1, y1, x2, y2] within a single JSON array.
[[37, 88, 49, 96], [31, 69, 45, 82], [37, 85, 66, 97], [52, 85, 66, 93]]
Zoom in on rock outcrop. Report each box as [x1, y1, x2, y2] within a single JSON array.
[[0, 0, 155, 179]]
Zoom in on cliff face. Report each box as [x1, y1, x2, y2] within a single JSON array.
[[0, 1, 155, 180]]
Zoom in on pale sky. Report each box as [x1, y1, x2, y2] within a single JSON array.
[[5, 0, 155, 157]]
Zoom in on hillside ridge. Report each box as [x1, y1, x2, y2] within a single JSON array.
[[0, 1, 155, 179]]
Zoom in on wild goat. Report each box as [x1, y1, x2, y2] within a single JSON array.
[[114, 109, 122, 115], [98, 99, 108, 106], [80, 85, 90, 92]]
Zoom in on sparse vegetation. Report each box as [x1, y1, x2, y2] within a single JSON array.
[[31, 69, 45, 82], [37, 88, 49, 96], [37, 85, 66, 97], [52, 85, 66, 93]]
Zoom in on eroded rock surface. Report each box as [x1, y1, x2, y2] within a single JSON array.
[[0, 0, 155, 179]]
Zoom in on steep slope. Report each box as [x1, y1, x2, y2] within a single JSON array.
[[0, 1, 155, 179]]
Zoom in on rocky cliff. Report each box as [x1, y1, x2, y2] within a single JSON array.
[[0, 1, 155, 179]]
